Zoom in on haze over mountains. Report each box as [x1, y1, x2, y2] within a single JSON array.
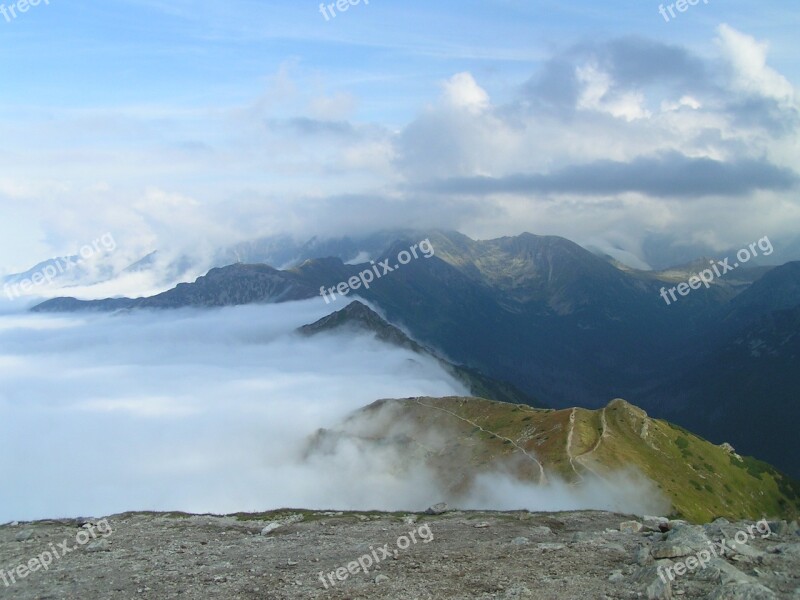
[[27, 229, 800, 481], [6, 227, 798, 303]]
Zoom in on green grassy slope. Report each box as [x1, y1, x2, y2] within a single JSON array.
[[345, 396, 800, 523]]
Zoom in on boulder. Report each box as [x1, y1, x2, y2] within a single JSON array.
[[425, 503, 448, 515], [652, 524, 711, 559], [620, 521, 643, 533]]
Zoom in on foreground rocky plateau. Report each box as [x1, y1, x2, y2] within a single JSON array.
[[1, 509, 799, 599]]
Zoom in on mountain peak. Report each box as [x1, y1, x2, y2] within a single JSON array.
[[298, 300, 421, 352], [607, 398, 648, 417], [298, 302, 543, 407]]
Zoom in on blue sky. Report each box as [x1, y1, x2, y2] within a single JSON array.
[[1, 0, 799, 279], [3, 1, 797, 117]]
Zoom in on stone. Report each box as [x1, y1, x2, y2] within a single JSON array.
[[695, 558, 755, 586], [600, 542, 627, 555], [643, 516, 671, 532], [86, 540, 110, 552], [635, 545, 653, 566], [652, 524, 711, 559], [511, 537, 530, 546], [260, 514, 303, 536], [707, 582, 777, 599], [571, 531, 599, 543], [766, 521, 789, 537], [727, 540, 765, 561], [15, 530, 34, 542], [633, 565, 672, 599], [501, 584, 533, 598], [620, 521, 643, 533], [261, 522, 282, 535], [425, 503, 448, 515]]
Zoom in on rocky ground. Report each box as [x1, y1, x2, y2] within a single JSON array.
[[1, 509, 798, 599]]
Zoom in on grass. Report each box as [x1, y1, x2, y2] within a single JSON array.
[[376, 396, 800, 523]]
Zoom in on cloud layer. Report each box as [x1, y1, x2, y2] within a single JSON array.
[[0, 301, 467, 521], [0, 300, 667, 522]]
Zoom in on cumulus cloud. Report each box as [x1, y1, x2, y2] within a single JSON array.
[[716, 24, 795, 106], [2, 26, 800, 280], [441, 72, 491, 114]]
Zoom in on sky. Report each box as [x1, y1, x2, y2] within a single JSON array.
[[1, 0, 799, 275]]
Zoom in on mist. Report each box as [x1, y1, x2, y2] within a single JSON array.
[[307, 399, 671, 517], [0, 300, 666, 523]]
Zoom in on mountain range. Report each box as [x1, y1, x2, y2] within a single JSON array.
[[30, 230, 800, 479]]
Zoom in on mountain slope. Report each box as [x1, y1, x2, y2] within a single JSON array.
[[309, 396, 800, 523], [653, 303, 800, 478], [298, 300, 543, 407], [724, 261, 800, 326]]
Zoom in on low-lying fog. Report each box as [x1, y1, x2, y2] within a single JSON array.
[[0, 299, 667, 522]]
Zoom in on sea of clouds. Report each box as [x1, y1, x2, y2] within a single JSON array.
[[0, 299, 667, 522]]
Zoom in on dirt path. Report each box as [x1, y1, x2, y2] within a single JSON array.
[[577, 407, 608, 460], [566, 409, 583, 481], [569, 408, 609, 480], [412, 399, 548, 485]]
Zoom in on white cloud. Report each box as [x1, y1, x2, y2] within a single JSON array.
[[576, 64, 651, 121], [716, 24, 795, 106], [441, 72, 491, 114], [1, 28, 799, 279]]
